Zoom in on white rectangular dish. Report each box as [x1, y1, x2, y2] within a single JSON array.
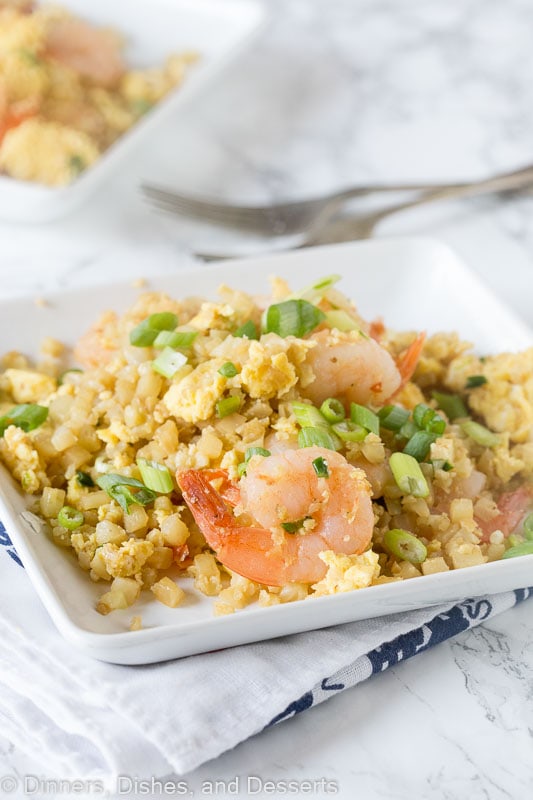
[[0, 237, 532, 664], [0, 0, 266, 223]]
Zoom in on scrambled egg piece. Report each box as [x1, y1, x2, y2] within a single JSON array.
[[311, 549, 380, 596], [0, 425, 49, 493], [101, 539, 154, 578], [446, 349, 533, 443], [4, 368, 56, 403], [0, 119, 99, 186], [164, 360, 227, 423]]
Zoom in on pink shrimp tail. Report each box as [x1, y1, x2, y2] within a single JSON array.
[[396, 332, 426, 389]]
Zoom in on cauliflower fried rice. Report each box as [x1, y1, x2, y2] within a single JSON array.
[[0, 275, 532, 622]]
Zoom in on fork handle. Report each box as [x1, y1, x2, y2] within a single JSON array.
[[334, 164, 533, 201], [310, 166, 533, 246]]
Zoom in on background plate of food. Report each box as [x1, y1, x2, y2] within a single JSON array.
[[0, 0, 265, 221], [0, 237, 532, 664]]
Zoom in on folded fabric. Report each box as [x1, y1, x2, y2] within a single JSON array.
[[0, 521, 530, 786]]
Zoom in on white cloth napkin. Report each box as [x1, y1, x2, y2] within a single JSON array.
[[0, 523, 530, 786]]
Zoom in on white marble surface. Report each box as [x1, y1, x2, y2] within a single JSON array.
[[1, 0, 533, 798]]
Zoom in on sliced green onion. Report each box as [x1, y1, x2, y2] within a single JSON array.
[[431, 459, 454, 472], [152, 347, 187, 378], [291, 274, 341, 303], [298, 426, 340, 451], [58, 368, 83, 385], [0, 404, 48, 437], [69, 154, 85, 175], [96, 473, 157, 514], [320, 397, 345, 424], [324, 309, 361, 333], [379, 405, 410, 432], [431, 391, 468, 420], [524, 513, 533, 541], [292, 401, 330, 429], [76, 470, 94, 487], [461, 420, 500, 448], [57, 505, 84, 530], [130, 312, 178, 347], [502, 541, 533, 559], [237, 462, 248, 477], [233, 320, 258, 340], [396, 420, 418, 442], [389, 452, 429, 498], [263, 299, 325, 339], [216, 396, 241, 418], [465, 375, 487, 389], [403, 431, 437, 462], [245, 447, 271, 461], [312, 456, 329, 477], [281, 517, 310, 533], [383, 528, 427, 564], [412, 403, 446, 435], [350, 403, 380, 436], [137, 458, 174, 493], [332, 420, 367, 442], [218, 361, 239, 378], [153, 330, 197, 349]]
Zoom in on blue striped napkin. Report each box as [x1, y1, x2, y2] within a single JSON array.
[[1, 520, 530, 783]]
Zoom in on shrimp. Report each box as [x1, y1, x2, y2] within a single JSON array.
[[45, 18, 125, 88], [177, 447, 374, 586], [73, 310, 119, 369], [302, 329, 425, 408], [477, 484, 533, 543]]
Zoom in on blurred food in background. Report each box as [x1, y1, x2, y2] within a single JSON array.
[[0, 0, 198, 186]]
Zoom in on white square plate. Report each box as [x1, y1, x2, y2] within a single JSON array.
[[1, 238, 532, 664], [0, 0, 266, 222]]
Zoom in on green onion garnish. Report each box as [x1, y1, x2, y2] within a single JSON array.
[[237, 462, 248, 477], [137, 458, 174, 493], [291, 401, 330, 429], [378, 405, 410, 432], [130, 312, 178, 347], [281, 517, 309, 533], [153, 330, 197, 349], [465, 375, 487, 389], [96, 473, 157, 514], [412, 403, 446, 435], [298, 426, 340, 451], [152, 347, 187, 378], [389, 452, 429, 498], [431, 391, 468, 420], [403, 430, 437, 462], [76, 470, 94, 487], [58, 368, 83, 385], [218, 361, 239, 378], [312, 456, 329, 478], [431, 459, 454, 472], [502, 541, 533, 559], [383, 528, 427, 564], [331, 420, 367, 442], [245, 447, 271, 461], [69, 154, 86, 175], [324, 309, 361, 333], [57, 505, 84, 530], [320, 397, 345, 424], [292, 274, 341, 303], [131, 98, 153, 115], [263, 299, 325, 339], [524, 513, 533, 541], [0, 404, 49, 438], [233, 320, 258, 339], [350, 403, 380, 436], [396, 420, 418, 442], [216, 396, 241, 418], [460, 420, 500, 448]]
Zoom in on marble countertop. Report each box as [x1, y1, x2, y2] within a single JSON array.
[[1, 0, 532, 797]]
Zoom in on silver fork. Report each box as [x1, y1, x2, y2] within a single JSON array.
[[191, 165, 533, 260], [142, 164, 533, 241]]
